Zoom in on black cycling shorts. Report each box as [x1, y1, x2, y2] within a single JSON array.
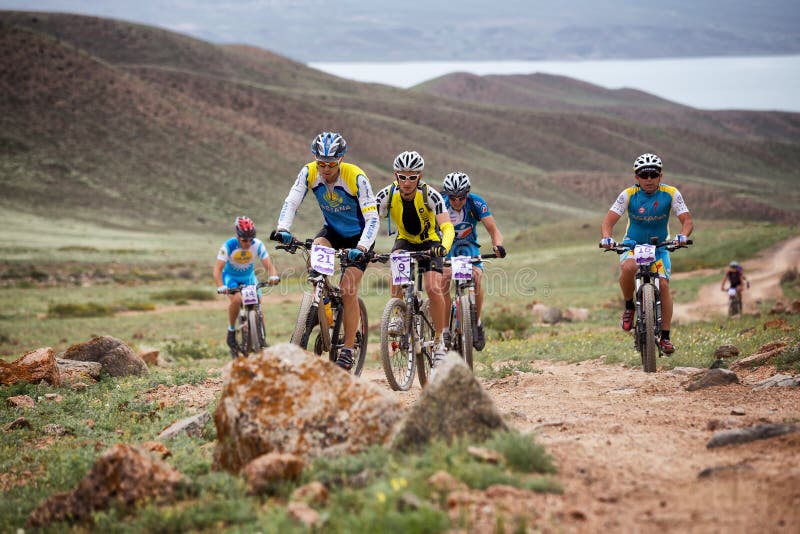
[[314, 226, 372, 271]]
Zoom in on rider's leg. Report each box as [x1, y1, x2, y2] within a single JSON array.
[[474, 266, 484, 320], [620, 258, 637, 301], [228, 294, 241, 327], [441, 268, 453, 316], [425, 270, 447, 335], [660, 278, 673, 331], [340, 266, 364, 348]]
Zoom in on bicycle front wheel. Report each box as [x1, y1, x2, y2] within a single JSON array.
[[457, 294, 474, 370], [380, 297, 415, 391], [640, 284, 657, 373], [246, 309, 261, 355], [290, 292, 318, 350]]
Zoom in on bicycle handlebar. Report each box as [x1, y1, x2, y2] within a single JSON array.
[[600, 239, 693, 254], [219, 280, 274, 294]]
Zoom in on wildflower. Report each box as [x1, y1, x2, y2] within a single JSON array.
[[376, 491, 386, 504], [390, 477, 407, 491]]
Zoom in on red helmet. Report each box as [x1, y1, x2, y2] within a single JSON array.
[[234, 216, 256, 238]]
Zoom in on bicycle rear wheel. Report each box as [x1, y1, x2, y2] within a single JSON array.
[[640, 284, 657, 373], [380, 297, 415, 391]]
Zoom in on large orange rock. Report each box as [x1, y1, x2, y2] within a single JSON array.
[[213, 343, 404, 473], [0, 347, 61, 386]]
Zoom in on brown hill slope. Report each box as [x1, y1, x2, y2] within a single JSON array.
[[1, 10, 798, 231]]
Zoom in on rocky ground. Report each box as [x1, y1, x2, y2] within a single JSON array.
[[140, 236, 800, 532]]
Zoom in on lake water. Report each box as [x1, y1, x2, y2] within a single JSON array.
[[309, 55, 800, 112]]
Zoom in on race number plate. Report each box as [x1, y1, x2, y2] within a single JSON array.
[[451, 256, 473, 281], [633, 244, 656, 265], [310, 244, 335, 276], [728, 287, 738, 297], [390, 252, 411, 285], [241, 285, 259, 305]]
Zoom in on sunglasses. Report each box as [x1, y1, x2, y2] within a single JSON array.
[[316, 160, 339, 168], [636, 170, 661, 180], [449, 195, 467, 201], [238, 237, 253, 242], [396, 173, 420, 182]]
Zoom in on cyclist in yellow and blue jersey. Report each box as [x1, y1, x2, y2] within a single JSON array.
[[600, 153, 693, 354], [376, 150, 455, 367], [274, 132, 379, 371]]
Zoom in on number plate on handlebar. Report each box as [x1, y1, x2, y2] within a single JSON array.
[[633, 244, 656, 265], [728, 287, 738, 297], [310, 244, 335, 276], [451, 256, 473, 281], [390, 252, 411, 285], [241, 285, 259, 305]]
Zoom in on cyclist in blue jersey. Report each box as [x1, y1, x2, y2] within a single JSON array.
[[214, 216, 280, 357], [439, 172, 506, 351], [600, 153, 693, 354], [274, 132, 380, 371]]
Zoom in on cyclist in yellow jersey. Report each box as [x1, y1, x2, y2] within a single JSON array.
[[376, 150, 455, 367]]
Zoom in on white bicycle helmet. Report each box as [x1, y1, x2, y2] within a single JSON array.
[[393, 150, 424, 172], [311, 132, 347, 160], [633, 153, 663, 173], [442, 172, 471, 195]]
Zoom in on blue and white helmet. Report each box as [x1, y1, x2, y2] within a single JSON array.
[[633, 153, 663, 173], [393, 150, 424, 172], [442, 172, 471, 195], [311, 132, 347, 160]]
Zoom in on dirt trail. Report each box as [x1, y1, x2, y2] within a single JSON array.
[[353, 358, 800, 533], [673, 235, 800, 322]]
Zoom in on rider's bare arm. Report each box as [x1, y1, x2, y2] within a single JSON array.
[[676, 211, 693, 238], [481, 215, 504, 249], [601, 210, 622, 243], [213, 259, 226, 288]]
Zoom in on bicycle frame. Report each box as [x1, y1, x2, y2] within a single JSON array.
[[226, 280, 271, 356], [271, 233, 369, 374], [603, 238, 692, 372]]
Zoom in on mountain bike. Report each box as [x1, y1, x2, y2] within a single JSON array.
[[375, 251, 437, 390], [444, 253, 498, 370], [602, 237, 692, 373], [221, 280, 273, 357], [270, 233, 369, 375], [726, 287, 742, 316]]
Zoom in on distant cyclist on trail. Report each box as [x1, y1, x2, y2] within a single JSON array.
[[599, 153, 694, 354], [721, 260, 749, 305], [440, 171, 506, 351], [376, 150, 455, 368], [274, 131, 379, 371], [214, 216, 280, 358]]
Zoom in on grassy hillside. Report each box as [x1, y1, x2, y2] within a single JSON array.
[[1, 10, 799, 236]]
